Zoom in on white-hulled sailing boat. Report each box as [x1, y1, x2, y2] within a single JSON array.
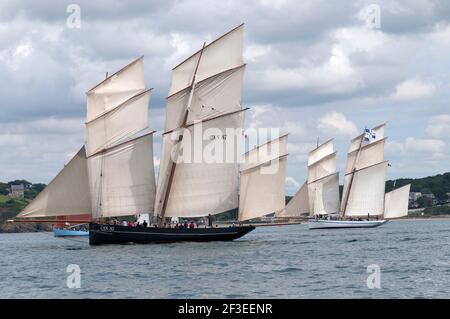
[[308, 123, 409, 229]]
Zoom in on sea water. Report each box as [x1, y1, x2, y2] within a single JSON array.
[[0, 219, 449, 298]]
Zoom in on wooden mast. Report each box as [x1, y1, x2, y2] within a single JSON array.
[[158, 42, 206, 226], [341, 133, 365, 217]]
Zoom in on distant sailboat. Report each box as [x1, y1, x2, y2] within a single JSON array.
[[275, 139, 340, 220], [308, 123, 410, 229]]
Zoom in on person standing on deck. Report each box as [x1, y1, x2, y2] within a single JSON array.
[[207, 214, 213, 228]]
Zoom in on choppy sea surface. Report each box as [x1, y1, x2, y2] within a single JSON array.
[[1, 219, 449, 298]]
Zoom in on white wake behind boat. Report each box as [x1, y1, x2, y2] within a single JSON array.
[[308, 219, 388, 229]]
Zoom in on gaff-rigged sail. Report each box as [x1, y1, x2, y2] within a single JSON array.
[[155, 25, 246, 219], [384, 184, 411, 219], [238, 136, 288, 222], [307, 139, 340, 215], [17, 147, 92, 218], [86, 57, 156, 219]]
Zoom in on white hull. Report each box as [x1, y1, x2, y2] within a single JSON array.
[[308, 219, 388, 230]]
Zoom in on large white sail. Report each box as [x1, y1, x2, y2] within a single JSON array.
[[307, 139, 340, 215], [384, 184, 411, 219], [342, 161, 388, 216], [155, 25, 246, 219], [239, 153, 288, 222], [86, 57, 156, 218], [276, 181, 309, 218], [242, 134, 288, 171], [17, 147, 92, 218], [86, 57, 145, 123], [159, 111, 245, 218], [86, 90, 150, 157], [308, 173, 340, 215], [88, 134, 156, 218], [169, 24, 244, 96], [345, 138, 386, 174]]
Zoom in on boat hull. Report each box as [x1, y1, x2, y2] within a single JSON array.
[[89, 223, 256, 245], [53, 228, 89, 237], [308, 219, 388, 230]]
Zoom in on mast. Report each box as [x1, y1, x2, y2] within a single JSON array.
[[158, 42, 206, 226], [341, 134, 364, 217]]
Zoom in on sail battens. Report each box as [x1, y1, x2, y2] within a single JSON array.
[[18, 147, 92, 218], [384, 184, 411, 219]]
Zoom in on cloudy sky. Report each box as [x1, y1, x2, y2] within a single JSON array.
[[0, 0, 449, 194]]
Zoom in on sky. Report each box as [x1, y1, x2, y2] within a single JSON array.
[[0, 0, 449, 195]]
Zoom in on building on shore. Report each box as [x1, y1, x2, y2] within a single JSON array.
[[9, 184, 25, 199]]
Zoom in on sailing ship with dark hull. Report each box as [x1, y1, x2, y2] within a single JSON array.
[[13, 24, 290, 245]]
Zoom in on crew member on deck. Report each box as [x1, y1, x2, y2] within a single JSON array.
[[208, 214, 213, 228]]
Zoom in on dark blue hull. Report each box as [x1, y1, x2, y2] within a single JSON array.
[[89, 223, 255, 245]]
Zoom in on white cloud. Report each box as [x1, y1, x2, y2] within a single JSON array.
[[404, 137, 446, 153], [317, 111, 358, 137], [426, 114, 450, 138], [285, 176, 300, 189], [391, 78, 436, 101]]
